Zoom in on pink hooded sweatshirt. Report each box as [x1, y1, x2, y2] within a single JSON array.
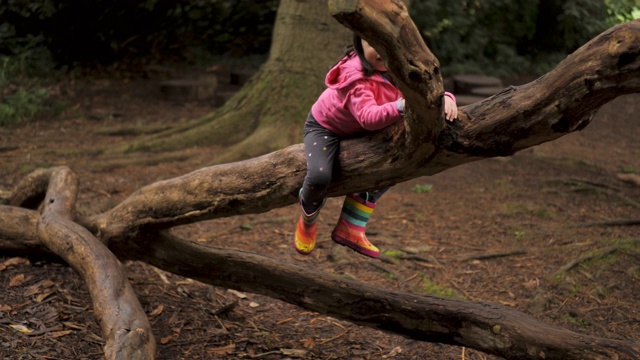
[[311, 53, 403, 136]]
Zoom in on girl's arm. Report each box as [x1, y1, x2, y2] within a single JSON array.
[[398, 92, 458, 121], [347, 84, 403, 131]]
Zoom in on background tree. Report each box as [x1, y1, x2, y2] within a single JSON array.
[[122, 0, 351, 162]]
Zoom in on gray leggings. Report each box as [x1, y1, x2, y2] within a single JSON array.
[[300, 113, 389, 214]]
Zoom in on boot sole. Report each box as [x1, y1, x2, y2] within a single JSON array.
[[331, 234, 379, 258], [293, 237, 313, 255]]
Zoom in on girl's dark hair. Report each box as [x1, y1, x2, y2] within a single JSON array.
[[341, 33, 377, 76]]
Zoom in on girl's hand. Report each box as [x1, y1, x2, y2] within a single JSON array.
[[444, 96, 457, 122]]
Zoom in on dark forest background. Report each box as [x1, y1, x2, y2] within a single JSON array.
[[1, 0, 638, 125]]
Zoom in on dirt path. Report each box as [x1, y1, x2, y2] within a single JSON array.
[[1, 77, 639, 359]]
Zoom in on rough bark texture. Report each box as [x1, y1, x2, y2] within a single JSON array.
[[1, 1, 640, 359]]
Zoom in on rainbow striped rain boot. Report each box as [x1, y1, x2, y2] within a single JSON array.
[[293, 193, 324, 255], [331, 193, 380, 258]]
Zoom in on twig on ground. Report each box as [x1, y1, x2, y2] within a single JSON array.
[[554, 244, 621, 275], [448, 279, 475, 301], [452, 249, 528, 262], [398, 253, 442, 266], [25, 325, 63, 336], [579, 219, 640, 227], [151, 266, 171, 284], [310, 317, 346, 330], [209, 299, 238, 317], [562, 179, 640, 209], [318, 327, 352, 345]]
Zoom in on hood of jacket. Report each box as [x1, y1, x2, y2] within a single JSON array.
[[325, 53, 386, 90]]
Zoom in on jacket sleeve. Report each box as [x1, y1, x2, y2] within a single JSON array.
[[346, 82, 402, 131], [444, 91, 456, 103]]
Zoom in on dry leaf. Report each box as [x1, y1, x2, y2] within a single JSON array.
[[39, 280, 54, 288], [0, 304, 12, 311], [207, 343, 236, 355], [35, 290, 56, 303], [51, 330, 73, 338], [281, 349, 307, 357], [63, 322, 85, 330], [24, 280, 56, 298], [227, 289, 247, 299], [85, 332, 104, 342], [9, 274, 26, 287], [160, 334, 177, 344], [303, 337, 315, 348], [149, 304, 164, 317], [9, 324, 32, 333], [60, 291, 82, 304], [0, 257, 29, 271], [523, 278, 539, 290], [383, 346, 402, 358]]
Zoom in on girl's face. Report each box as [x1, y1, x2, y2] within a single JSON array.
[[361, 39, 387, 72]]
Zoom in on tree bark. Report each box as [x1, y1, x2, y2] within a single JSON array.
[[1, 1, 640, 359]]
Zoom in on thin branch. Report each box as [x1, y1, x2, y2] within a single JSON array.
[[554, 245, 621, 275]]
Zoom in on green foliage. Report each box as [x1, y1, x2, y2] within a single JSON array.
[[411, 0, 639, 76], [412, 184, 434, 193], [564, 314, 591, 326], [0, 1, 62, 126], [381, 249, 404, 258], [0, 86, 49, 125], [0, 54, 54, 126], [420, 275, 464, 299]]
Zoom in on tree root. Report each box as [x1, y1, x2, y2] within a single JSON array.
[[554, 239, 640, 276], [452, 249, 529, 262], [27, 167, 156, 359], [560, 179, 640, 209]]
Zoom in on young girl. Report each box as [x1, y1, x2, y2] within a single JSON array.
[[294, 34, 457, 258]]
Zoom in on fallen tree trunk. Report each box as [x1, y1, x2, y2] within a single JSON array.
[[34, 167, 155, 360], [1, 1, 640, 359]]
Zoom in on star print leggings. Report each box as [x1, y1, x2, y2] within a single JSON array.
[[300, 113, 389, 214]]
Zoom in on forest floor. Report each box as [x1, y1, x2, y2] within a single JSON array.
[[0, 70, 639, 360]]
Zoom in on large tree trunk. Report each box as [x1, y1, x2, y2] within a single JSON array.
[[1, 1, 640, 359], [123, 0, 351, 164]]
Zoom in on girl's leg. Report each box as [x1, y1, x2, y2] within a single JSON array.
[[300, 115, 340, 213], [294, 114, 340, 255]]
